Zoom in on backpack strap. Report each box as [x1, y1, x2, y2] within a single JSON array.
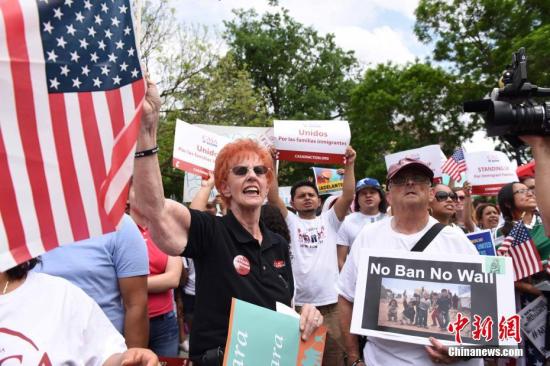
[[410, 223, 446, 252]]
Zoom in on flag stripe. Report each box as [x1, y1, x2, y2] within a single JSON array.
[[0, 218, 18, 270], [78, 92, 112, 233], [0, 128, 30, 264], [92, 92, 115, 173], [65, 93, 103, 236], [106, 89, 126, 138], [2, 0, 58, 250], [49, 93, 90, 241]]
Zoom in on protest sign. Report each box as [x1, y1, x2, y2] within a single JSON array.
[[273, 120, 350, 164], [518, 296, 550, 357], [312, 167, 343, 194], [223, 298, 326, 366], [351, 250, 517, 347], [182, 125, 273, 202], [466, 230, 497, 256], [384, 145, 445, 181], [197, 124, 274, 149], [172, 120, 230, 178], [464, 151, 518, 196]]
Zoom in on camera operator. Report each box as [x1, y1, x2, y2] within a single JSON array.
[[521, 135, 550, 233]]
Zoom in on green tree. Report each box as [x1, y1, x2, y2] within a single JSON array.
[[140, 2, 270, 199], [224, 8, 360, 185], [347, 62, 478, 181]]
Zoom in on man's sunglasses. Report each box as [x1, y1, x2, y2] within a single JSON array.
[[231, 165, 269, 176], [434, 191, 458, 202]]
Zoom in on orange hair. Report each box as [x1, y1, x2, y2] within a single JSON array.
[[214, 139, 274, 206]]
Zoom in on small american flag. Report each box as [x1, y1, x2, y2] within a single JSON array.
[[498, 223, 542, 281], [0, 0, 145, 270], [441, 148, 466, 182]]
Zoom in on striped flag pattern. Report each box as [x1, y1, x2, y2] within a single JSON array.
[[497, 223, 542, 281], [0, 0, 145, 270], [441, 148, 466, 182]]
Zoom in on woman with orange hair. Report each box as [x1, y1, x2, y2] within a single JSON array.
[[131, 80, 322, 365]]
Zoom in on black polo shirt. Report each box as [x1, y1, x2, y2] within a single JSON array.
[[182, 209, 294, 358]]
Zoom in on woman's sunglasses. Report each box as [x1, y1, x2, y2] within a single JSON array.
[[231, 165, 269, 176], [434, 191, 458, 202]]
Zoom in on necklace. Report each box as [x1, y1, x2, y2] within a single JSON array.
[[2, 280, 9, 295]]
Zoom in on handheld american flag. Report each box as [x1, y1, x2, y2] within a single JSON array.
[[0, 0, 145, 270], [497, 223, 542, 281], [441, 148, 466, 182]]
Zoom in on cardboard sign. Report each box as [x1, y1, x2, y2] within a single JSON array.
[[351, 250, 517, 347], [223, 298, 327, 366], [384, 145, 445, 181], [464, 151, 518, 196], [518, 296, 550, 357], [466, 230, 497, 256], [172, 120, 230, 178], [312, 167, 343, 194], [273, 120, 350, 164]]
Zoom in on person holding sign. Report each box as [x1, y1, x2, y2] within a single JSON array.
[[338, 157, 481, 366], [131, 79, 323, 365], [268, 146, 357, 366]]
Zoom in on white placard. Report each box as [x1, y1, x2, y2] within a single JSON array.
[[351, 249, 517, 347], [384, 145, 445, 181], [172, 120, 230, 178], [464, 151, 518, 196], [518, 296, 550, 357], [273, 120, 350, 164]]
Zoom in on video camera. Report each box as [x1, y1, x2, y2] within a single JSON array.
[[463, 47, 550, 147]]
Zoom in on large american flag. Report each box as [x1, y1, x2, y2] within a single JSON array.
[[0, 0, 145, 270], [441, 147, 466, 182], [497, 223, 542, 281]]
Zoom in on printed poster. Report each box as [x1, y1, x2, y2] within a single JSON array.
[[223, 298, 327, 366], [384, 145, 445, 182], [312, 167, 343, 194], [518, 296, 550, 357], [273, 120, 350, 164], [172, 120, 230, 178], [351, 250, 517, 347], [464, 151, 518, 196], [466, 230, 497, 256]]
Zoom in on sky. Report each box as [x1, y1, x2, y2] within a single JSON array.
[[170, 0, 497, 152]]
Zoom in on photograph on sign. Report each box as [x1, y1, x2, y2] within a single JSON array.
[[464, 151, 518, 196], [384, 145, 444, 180], [351, 250, 517, 347], [273, 120, 350, 164], [172, 120, 230, 178], [312, 167, 343, 194]]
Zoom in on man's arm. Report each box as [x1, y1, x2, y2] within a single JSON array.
[[462, 182, 476, 233], [339, 296, 365, 366], [267, 151, 289, 218], [131, 78, 191, 255], [521, 136, 550, 232], [147, 256, 183, 293], [119, 276, 149, 348], [333, 146, 356, 221]]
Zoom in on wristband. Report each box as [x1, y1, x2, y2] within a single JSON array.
[[134, 146, 159, 158], [351, 359, 365, 366]]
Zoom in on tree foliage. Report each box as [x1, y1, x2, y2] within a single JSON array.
[[348, 62, 479, 181]]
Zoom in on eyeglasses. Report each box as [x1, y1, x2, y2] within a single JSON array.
[[435, 191, 458, 202], [390, 174, 430, 186], [513, 188, 534, 195], [231, 165, 269, 176]]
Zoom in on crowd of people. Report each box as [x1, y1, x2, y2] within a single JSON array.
[[2, 77, 550, 366]]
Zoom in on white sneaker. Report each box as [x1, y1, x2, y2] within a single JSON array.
[[181, 339, 189, 352]]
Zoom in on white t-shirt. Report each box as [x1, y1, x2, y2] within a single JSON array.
[[338, 217, 482, 366], [183, 257, 196, 296], [286, 208, 342, 306], [0, 272, 126, 365], [337, 212, 387, 247]]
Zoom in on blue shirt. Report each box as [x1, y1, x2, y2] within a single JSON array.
[[35, 214, 149, 333]]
